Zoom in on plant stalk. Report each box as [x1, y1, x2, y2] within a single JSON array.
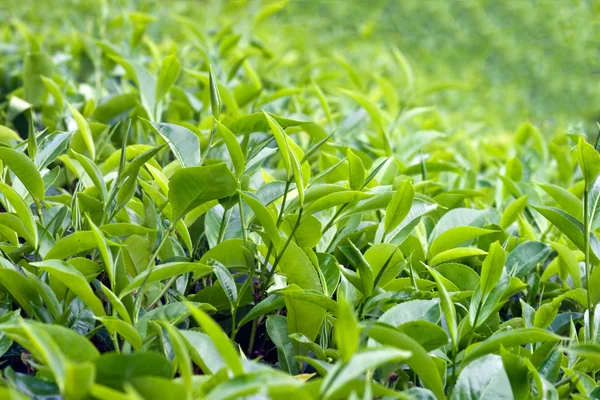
[[585, 187, 595, 342]]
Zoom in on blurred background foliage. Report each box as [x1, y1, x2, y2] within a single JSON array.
[[3, 0, 600, 136]]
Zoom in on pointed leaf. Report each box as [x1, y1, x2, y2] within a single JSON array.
[[0, 147, 45, 199], [384, 179, 414, 236], [169, 163, 237, 221], [31, 260, 106, 317], [147, 121, 200, 168]]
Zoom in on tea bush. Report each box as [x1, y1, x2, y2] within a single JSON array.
[[0, 1, 598, 399]]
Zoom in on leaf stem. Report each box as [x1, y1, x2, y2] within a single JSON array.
[[467, 299, 483, 347], [260, 179, 292, 282], [264, 209, 303, 285], [132, 222, 176, 323], [238, 191, 247, 247], [111, 333, 120, 354], [276, 179, 292, 227], [217, 195, 234, 243], [247, 319, 258, 355], [147, 275, 178, 309], [232, 272, 254, 340], [585, 187, 595, 342]]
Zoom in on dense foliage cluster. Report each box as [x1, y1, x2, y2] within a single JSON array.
[[1, 1, 600, 399]]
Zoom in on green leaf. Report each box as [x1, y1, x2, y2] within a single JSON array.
[[479, 241, 506, 296], [99, 283, 132, 324], [500, 347, 529, 400], [240, 191, 282, 250], [31, 260, 106, 317], [0, 267, 41, 316], [276, 286, 337, 312], [88, 216, 116, 288], [533, 205, 600, 262], [313, 80, 332, 125], [116, 144, 165, 208], [550, 241, 581, 288], [506, 241, 551, 278], [289, 333, 327, 360], [576, 136, 600, 188], [97, 317, 142, 349], [429, 226, 497, 259], [68, 103, 95, 161], [204, 370, 302, 400], [253, 0, 287, 25], [469, 272, 510, 328], [209, 66, 222, 119], [367, 323, 445, 400], [384, 179, 414, 236], [263, 111, 305, 204], [305, 190, 373, 216], [463, 328, 563, 365], [404, 161, 461, 176], [19, 319, 67, 392], [93, 352, 172, 390], [71, 150, 107, 203], [335, 296, 358, 362], [395, 320, 449, 351], [29, 322, 99, 362], [431, 208, 487, 239], [147, 120, 200, 168], [339, 241, 374, 296], [44, 231, 118, 260], [40, 76, 65, 110], [589, 176, 600, 230], [136, 302, 215, 339], [347, 148, 365, 190], [425, 265, 457, 346], [534, 295, 564, 329], [158, 322, 193, 398], [212, 260, 237, 307], [499, 195, 529, 229], [186, 303, 244, 376], [266, 315, 298, 374], [338, 88, 391, 155], [435, 263, 480, 291], [215, 119, 245, 178], [180, 330, 225, 374], [451, 354, 512, 400], [429, 247, 488, 266], [277, 240, 323, 291], [35, 131, 72, 170], [0, 147, 45, 200], [120, 262, 212, 297], [378, 299, 440, 327], [93, 93, 137, 124], [65, 361, 95, 400], [0, 181, 37, 249], [168, 163, 237, 221], [128, 377, 186, 400], [99, 223, 155, 237], [131, 61, 157, 121], [0, 125, 22, 141], [23, 51, 54, 104], [364, 244, 405, 288], [321, 347, 411, 399], [0, 213, 34, 246], [536, 182, 583, 220], [281, 214, 322, 248], [237, 295, 286, 329], [227, 112, 304, 135], [155, 54, 180, 103]]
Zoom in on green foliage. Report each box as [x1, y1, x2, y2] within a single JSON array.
[[0, 0, 598, 398]]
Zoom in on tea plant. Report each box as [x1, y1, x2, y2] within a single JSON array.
[[0, 1, 599, 399]]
